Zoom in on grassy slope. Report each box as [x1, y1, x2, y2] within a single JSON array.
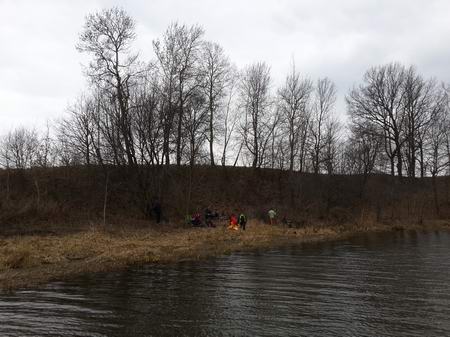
[[1, 165, 449, 232]]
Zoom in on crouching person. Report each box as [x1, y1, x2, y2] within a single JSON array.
[[228, 214, 239, 231]]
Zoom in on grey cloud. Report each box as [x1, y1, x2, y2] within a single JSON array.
[[1, 0, 449, 133]]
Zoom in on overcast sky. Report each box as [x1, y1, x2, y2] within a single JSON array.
[[1, 0, 450, 134]]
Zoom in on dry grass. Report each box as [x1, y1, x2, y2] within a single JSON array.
[[1, 219, 449, 292]]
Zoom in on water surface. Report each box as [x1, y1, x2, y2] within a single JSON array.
[[1, 230, 450, 336]]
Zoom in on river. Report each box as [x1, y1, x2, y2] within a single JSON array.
[[1, 230, 450, 336]]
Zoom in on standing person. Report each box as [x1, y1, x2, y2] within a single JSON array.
[[268, 209, 277, 225], [152, 199, 162, 224], [204, 208, 213, 227], [238, 213, 247, 231]]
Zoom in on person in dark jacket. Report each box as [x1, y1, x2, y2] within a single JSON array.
[[238, 213, 247, 230], [204, 208, 218, 227], [204, 208, 212, 227]]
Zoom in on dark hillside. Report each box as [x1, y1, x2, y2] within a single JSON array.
[[0, 166, 449, 234]]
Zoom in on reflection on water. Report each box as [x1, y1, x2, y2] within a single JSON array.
[[1, 231, 450, 336]]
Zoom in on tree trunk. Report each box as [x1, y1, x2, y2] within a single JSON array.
[[253, 128, 258, 168], [176, 86, 184, 166], [176, 112, 183, 165], [390, 156, 395, 176], [233, 143, 243, 167], [409, 146, 416, 178], [419, 145, 425, 178], [396, 146, 403, 178], [289, 142, 294, 171], [209, 102, 215, 166]]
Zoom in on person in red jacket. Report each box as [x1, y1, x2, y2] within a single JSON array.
[[228, 214, 239, 230]]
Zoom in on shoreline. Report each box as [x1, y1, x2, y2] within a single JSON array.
[[1, 220, 449, 292]]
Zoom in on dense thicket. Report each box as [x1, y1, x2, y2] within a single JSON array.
[[1, 7, 449, 221]]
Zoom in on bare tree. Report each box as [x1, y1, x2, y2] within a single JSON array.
[[347, 63, 406, 177], [153, 24, 180, 165], [268, 118, 287, 169], [345, 123, 382, 176], [153, 23, 204, 166], [425, 105, 449, 216], [0, 127, 39, 169], [58, 94, 97, 165], [426, 109, 449, 178], [220, 69, 240, 166], [309, 78, 337, 174], [77, 7, 141, 166], [155, 23, 204, 166], [133, 69, 164, 166], [239, 62, 273, 168], [184, 91, 208, 166], [200, 41, 231, 166], [402, 67, 444, 177], [322, 118, 342, 175], [34, 122, 56, 168], [277, 62, 313, 171], [258, 110, 281, 168]]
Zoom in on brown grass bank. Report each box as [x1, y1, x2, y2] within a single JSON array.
[[1, 219, 450, 292]]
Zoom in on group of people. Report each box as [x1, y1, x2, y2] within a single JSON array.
[[187, 210, 248, 231], [151, 198, 277, 230], [228, 209, 276, 230], [187, 209, 278, 230], [189, 208, 219, 227], [228, 213, 247, 231]]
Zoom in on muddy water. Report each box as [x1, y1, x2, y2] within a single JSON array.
[[1, 230, 450, 336]]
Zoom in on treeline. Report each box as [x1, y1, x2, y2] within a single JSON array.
[[1, 7, 450, 179]]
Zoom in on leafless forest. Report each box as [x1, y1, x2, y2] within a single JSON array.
[[1, 8, 450, 226]]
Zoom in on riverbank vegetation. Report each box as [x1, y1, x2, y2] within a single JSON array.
[[1, 220, 449, 291], [1, 162, 449, 291]]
